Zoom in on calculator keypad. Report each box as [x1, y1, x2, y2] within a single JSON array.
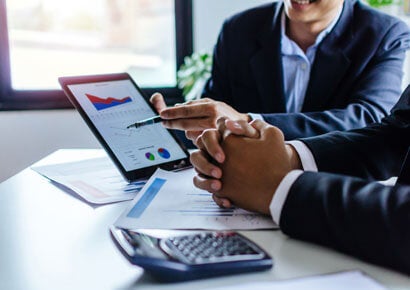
[[159, 232, 265, 265]]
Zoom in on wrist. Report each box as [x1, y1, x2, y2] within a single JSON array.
[[286, 144, 302, 170]]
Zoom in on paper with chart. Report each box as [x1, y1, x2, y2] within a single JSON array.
[[32, 155, 146, 205], [115, 168, 277, 230]]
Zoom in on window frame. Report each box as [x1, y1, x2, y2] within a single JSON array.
[[0, 0, 192, 110]]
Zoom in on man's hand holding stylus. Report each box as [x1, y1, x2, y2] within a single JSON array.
[[149, 93, 250, 143]]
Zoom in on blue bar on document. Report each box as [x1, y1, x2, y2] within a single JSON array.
[[127, 178, 166, 218]]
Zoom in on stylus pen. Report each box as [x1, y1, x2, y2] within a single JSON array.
[[126, 115, 164, 129]]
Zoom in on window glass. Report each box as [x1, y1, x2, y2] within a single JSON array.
[[7, 0, 176, 90]]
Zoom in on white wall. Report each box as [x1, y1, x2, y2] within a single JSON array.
[[0, 110, 100, 182], [193, 0, 272, 52]]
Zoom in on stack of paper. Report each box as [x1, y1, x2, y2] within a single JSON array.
[[32, 156, 145, 204]]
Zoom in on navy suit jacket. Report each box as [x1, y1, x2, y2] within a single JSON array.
[[280, 85, 410, 274], [203, 0, 410, 140]]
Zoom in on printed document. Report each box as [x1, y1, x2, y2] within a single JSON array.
[[206, 271, 386, 290], [115, 168, 277, 230], [32, 156, 145, 204]]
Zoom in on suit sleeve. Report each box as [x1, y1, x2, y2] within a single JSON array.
[[261, 21, 410, 140], [299, 85, 410, 180], [278, 85, 410, 274], [280, 171, 410, 275]]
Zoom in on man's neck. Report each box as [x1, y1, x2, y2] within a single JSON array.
[[286, 23, 318, 52], [286, 10, 341, 52]]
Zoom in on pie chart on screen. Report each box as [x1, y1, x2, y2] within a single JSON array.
[[145, 152, 155, 161], [158, 148, 171, 159]]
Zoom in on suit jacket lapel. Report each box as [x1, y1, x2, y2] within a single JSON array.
[[394, 85, 410, 185], [250, 4, 286, 113], [302, 0, 353, 111], [397, 148, 410, 185]]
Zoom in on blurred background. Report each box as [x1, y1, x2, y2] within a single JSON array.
[[0, 0, 409, 182]]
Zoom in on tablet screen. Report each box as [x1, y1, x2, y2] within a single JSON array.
[[67, 78, 188, 173]]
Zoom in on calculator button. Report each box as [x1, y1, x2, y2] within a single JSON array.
[[159, 232, 266, 265]]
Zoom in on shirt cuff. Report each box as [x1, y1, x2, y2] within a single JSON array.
[[248, 113, 264, 121], [286, 140, 318, 172], [269, 170, 304, 225]]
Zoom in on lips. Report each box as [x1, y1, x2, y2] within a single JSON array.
[[292, 0, 317, 4], [290, 0, 317, 10]]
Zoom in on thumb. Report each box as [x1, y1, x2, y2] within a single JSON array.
[[224, 119, 260, 138], [150, 93, 167, 113], [249, 119, 275, 132]]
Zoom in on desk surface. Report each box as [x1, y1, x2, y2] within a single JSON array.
[[0, 149, 409, 290]]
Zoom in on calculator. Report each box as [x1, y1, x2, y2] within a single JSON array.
[[110, 226, 273, 282]]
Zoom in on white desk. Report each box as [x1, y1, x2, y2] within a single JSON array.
[[0, 150, 409, 290]]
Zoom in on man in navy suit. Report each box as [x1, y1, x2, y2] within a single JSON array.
[[190, 85, 410, 274], [151, 0, 410, 141]]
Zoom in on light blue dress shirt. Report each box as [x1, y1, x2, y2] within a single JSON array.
[[281, 10, 342, 112], [249, 7, 343, 120]]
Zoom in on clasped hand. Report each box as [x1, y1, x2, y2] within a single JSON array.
[[190, 118, 301, 215]]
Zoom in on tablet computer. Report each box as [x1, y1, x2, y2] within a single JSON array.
[[59, 73, 191, 182]]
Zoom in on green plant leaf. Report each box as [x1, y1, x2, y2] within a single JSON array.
[[177, 51, 213, 100]]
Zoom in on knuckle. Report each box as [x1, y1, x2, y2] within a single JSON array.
[[182, 106, 191, 116], [189, 151, 200, 164], [194, 135, 203, 148], [252, 119, 264, 126], [209, 103, 218, 115], [164, 109, 175, 118], [266, 126, 284, 139], [236, 120, 248, 127], [202, 128, 217, 139], [203, 119, 216, 129], [162, 121, 175, 129], [216, 116, 227, 125], [193, 176, 212, 192], [186, 130, 198, 141], [185, 130, 193, 139], [192, 176, 202, 189], [202, 103, 217, 116]]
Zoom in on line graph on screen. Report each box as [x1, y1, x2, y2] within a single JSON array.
[[86, 93, 132, 110]]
